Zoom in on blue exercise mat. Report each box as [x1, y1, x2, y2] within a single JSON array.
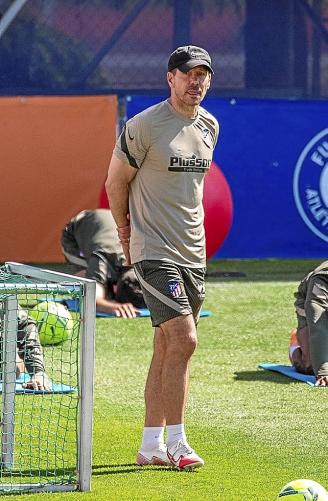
[[259, 363, 317, 386], [0, 373, 76, 394], [41, 298, 213, 318], [96, 307, 213, 318]]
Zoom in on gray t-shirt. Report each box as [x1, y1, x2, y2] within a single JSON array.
[[61, 209, 125, 287], [114, 99, 219, 267], [65, 209, 123, 260], [294, 259, 328, 319]]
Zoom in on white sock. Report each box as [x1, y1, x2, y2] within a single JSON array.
[[140, 426, 165, 451], [166, 424, 188, 448]]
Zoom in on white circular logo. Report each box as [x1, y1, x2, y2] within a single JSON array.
[[293, 128, 328, 242]]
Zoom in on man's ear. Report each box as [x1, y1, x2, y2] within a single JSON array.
[[167, 71, 174, 88]]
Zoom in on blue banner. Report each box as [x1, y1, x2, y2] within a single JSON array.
[[126, 96, 328, 258]]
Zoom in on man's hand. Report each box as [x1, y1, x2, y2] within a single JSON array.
[[23, 372, 52, 391], [315, 376, 328, 387], [102, 300, 138, 318], [96, 283, 138, 317]]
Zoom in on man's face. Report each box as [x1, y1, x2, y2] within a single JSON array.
[[167, 66, 211, 107]]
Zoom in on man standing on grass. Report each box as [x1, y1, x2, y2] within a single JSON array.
[[106, 45, 219, 470]]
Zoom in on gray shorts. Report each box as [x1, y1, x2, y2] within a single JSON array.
[[134, 260, 206, 327]]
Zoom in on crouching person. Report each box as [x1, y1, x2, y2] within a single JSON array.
[[291, 260, 328, 386], [0, 306, 51, 391]]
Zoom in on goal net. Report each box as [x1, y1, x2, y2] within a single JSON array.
[[0, 262, 96, 494]]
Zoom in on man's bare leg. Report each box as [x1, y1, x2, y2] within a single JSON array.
[[144, 326, 166, 426], [158, 314, 204, 470], [138, 314, 204, 469], [144, 315, 197, 425], [159, 315, 197, 425], [136, 327, 169, 465]]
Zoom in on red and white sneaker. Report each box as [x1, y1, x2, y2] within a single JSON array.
[[167, 440, 204, 471], [136, 445, 171, 466]]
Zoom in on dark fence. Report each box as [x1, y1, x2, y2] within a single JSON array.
[[0, 0, 327, 97]]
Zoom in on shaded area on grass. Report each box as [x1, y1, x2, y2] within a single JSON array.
[[234, 369, 299, 385], [206, 258, 322, 282], [92, 464, 181, 475]]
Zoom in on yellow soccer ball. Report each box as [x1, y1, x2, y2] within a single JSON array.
[[277, 479, 328, 500], [30, 301, 73, 345]]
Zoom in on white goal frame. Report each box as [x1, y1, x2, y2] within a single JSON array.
[[0, 262, 96, 493]]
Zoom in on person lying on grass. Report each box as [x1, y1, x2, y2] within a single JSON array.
[[61, 209, 146, 318], [290, 260, 328, 387]]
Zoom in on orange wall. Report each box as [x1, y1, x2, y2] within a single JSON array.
[[0, 95, 117, 262]]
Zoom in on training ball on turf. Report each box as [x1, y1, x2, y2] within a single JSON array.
[[30, 301, 73, 345], [277, 479, 328, 500]]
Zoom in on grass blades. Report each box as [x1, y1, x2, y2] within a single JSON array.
[[3, 259, 327, 500]]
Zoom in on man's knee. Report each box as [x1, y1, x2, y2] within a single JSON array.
[[161, 315, 198, 359], [182, 332, 198, 358]]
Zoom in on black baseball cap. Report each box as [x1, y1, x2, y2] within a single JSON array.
[[168, 45, 213, 74]]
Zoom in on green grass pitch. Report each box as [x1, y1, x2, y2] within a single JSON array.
[[3, 259, 328, 501]]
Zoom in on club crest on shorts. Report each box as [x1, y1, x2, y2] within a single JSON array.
[[293, 128, 328, 242], [198, 283, 206, 297], [168, 280, 183, 298]]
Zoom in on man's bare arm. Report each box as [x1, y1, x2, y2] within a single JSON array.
[[105, 154, 137, 265]]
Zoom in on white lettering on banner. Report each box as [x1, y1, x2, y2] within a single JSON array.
[[306, 189, 318, 199], [293, 128, 328, 242], [306, 190, 328, 226], [311, 151, 325, 167], [318, 142, 328, 157], [311, 142, 328, 166]]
